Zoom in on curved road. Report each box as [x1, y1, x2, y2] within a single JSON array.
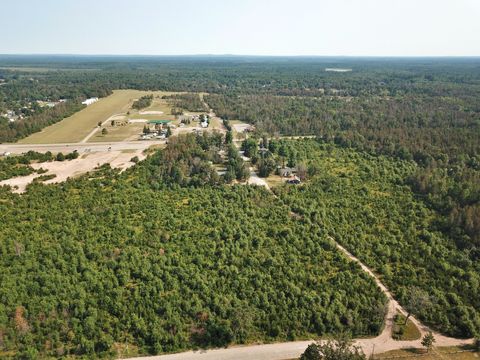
[[5, 106, 471, 359], [129, 242, 473, 360], [128, 219, 473, 360]]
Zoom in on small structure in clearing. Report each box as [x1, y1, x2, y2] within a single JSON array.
[[278, 166, 297, 177], [147, 120, 172, 130], [82, 97, 99, 106], [111, 119, 128, 126]]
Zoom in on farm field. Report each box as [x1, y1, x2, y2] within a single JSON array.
[[19, 90, 176, 144]]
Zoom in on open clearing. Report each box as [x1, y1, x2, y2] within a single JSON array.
[[231, 122, 252, 133], [19, 90, 176, 144], [0, 150, 146, 193], [89, 121, 146, 142], [88, 92, 179, 142], [139, 110, 164, 115], [375, 346, 479, 359]]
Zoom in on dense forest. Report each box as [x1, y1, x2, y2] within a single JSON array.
[[0, 136, 387, 359], [0, 56, 479, 358], [272, 139, 480, 338], [204, 90, 480, 253], [164, 93, 208, 113]]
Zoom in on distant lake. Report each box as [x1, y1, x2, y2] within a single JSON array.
[[325, 68, 352, 72]]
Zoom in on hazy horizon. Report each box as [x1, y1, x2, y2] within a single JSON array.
[[1, 0, 479, 57], [1, 54, 480, 58]]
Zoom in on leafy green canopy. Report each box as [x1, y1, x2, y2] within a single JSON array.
[[0, 139, 386, 358], [275, 139, 480, 338]]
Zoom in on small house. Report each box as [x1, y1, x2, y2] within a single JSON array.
[[147, 120, 172, 131], [278, 166, 296, 177], [82, 97, 99, 106]]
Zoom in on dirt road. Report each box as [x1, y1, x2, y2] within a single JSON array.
[[80, 113, 125, 143], [332, 242, 473, 356], [127, 206, 474, 360]]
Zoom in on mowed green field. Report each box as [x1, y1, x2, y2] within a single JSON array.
[[19, 90, 174, 144], [88, 92, 179, 143]]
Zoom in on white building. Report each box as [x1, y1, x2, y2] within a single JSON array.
[[82, 97, 99, 106]]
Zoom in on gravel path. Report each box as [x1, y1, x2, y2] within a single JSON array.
[[128, 187, 474, 360]]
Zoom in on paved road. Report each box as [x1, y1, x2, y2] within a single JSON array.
[[0, 140, 165, 155], [4, 116, 473, 359]]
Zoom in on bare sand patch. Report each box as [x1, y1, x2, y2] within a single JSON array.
[[139, 111, 164, 115], [0, 150, 145, 193], [128, 119, 148, 123], [232, 123, 252, 133]]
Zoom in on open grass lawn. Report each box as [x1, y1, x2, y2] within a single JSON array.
[[207, 116, 226, 131], [89, 93, 181, 142], [19, 90, 177, 144], [376, 346, 479, 359], [393, 313, 422, 341], [89, 121, 145, 143], [265, 174, 287, 188], [90, 93, 186, 143], [127, 94, 177, 121]]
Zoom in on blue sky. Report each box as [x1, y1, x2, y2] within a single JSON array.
[[1, 0, 479, 56]]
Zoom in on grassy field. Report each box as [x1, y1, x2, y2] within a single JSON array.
[[89, 92, 179, 143], [89, 122, 145, 142], [375, 346, 479, 359], [19, 90, 175, 144], [392, 313, 422, 341], [127, 96, 177, 121]]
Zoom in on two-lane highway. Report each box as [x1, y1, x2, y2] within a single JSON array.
[[0, 140, 166, 155]]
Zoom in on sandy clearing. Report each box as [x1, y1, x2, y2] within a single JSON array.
[[129, 119, 149, 123], [232, 123, 252, 133], [247, 168, 270, 190], [139, 111, 164, 115], [0, 150, 145, 193]]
